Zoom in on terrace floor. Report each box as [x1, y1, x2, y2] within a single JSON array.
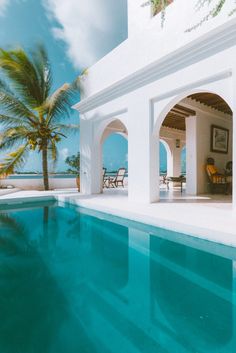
[[0, 186, 235, 247]]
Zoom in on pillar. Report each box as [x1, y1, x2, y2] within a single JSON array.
[[128, 95, 159, 203], [186, 116, 198, 195], [80, 119, 102, 195]]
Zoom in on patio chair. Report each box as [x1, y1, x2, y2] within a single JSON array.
[[225, 161, 232, 193], [206, 158, 229, 194], [107, 168, 126, 188], [102, 168, 109, 188], [225, 161, 232, 178], [166, 175, 186, 193]]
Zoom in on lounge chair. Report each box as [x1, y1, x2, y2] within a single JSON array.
[[107, 168, 126, 188], [206, 158, 229, 194], [166, 175, 186, 193]]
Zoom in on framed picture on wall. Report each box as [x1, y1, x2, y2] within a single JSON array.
[[211, 125, 229, 154]]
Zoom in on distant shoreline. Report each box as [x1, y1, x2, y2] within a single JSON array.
[[6, 174, 77, 179]]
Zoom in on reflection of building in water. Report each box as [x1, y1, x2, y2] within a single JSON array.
[[1, 205, 235, 353], [150, 236, 234, 352], [78, 212, 236, 353]]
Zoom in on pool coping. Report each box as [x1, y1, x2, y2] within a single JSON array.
[[1, 191, 236, 249]]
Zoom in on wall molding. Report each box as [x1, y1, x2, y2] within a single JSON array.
[[74, 18, 236, 114]]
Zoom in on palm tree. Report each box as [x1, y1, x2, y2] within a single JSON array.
[[0, 45, 79, 190]]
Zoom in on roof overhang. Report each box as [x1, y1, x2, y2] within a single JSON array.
[[73, 18, 236, 114]]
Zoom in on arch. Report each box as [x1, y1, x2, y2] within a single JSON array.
[[181, 145, 186, 175], [153, 89, 233, 198], [96, 115, 129, 147], [153, 88, 233, 136], [98, 118, 128, 192], [101, 119, 128, 144], [159, 138, 172, 158], [159, 138, 172, 176]]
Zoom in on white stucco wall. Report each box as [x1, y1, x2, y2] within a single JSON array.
[[160, 126, 185, 176], [76, 0, 236, 204], [80, 0, 236, 99], [0, 177, 77, 190], [196, 112, 232, 194]]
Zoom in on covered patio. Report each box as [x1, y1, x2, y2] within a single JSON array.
[[75, 9, 236, 207]]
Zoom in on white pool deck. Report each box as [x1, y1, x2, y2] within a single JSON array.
[[0, 186, 236, 248]]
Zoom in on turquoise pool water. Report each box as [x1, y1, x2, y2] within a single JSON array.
[[0, 201, 235, 353]]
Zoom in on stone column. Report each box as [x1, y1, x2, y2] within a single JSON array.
[[80, 119, 102, 195], [186, 115, 198, 195], [128, 95, 159, 203], [172, 145, 182, 177]]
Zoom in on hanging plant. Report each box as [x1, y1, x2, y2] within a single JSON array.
[[186, 0, 236, 32], [141, 0, 173, 26], [141, 0, 236, 30]]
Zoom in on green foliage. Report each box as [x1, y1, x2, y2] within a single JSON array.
[[141, 0, 173, 26], [0, 45, 80, 189], [142, 0, 236, 29], [65, 152, 80, 175], [186, 0, 228, 32]]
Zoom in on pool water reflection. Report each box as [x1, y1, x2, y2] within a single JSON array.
[[0, 202, 235, 353]]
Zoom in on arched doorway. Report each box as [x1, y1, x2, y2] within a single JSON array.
[[100, 119, 128, 192], [155, 92, 232, 201]]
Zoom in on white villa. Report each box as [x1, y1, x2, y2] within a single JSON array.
[[74, 0, 236, 206]]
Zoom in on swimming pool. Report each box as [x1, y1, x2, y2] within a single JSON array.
[[0, 201, 235, 353]]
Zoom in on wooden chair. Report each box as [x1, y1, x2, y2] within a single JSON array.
[[107, 168, 126, 188], [225, 161, 232, 193], [206, 158, 229, 194], [103, 168, 109, 188], [166, 175, 186, 193]]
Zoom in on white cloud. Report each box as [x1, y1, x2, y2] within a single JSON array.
[[43, 0, 127, 69], [0, 0, 10, 16], [59, 147, 69, 160]]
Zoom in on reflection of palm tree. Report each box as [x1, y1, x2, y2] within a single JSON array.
[[0, 213, 96, 353]]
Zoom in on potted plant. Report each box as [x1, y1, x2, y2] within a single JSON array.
[[65, 152, 80, 191]]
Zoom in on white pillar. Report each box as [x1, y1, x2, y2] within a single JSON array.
[[186, 116, 198, 195], [172, 145, 182, 177], [80, 119, 102, 195], [128, 96, 159, 203], [127, 228, 150, 323], [166, 148, 174, 176]]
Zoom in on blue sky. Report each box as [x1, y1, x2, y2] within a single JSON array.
[[0, 0, 127, 172]]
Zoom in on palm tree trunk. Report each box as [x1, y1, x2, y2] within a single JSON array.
[[42, 140, 49, 190]]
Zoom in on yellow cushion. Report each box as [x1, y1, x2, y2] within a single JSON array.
[[207, 165, 218, 175]]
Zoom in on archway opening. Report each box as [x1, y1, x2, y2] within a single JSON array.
[[156, 92, 232, 201], [181, 146, 186, 175], [101, 119, 128, 192]]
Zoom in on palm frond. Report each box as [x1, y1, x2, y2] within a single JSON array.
[[0, 81, 37, 122], [47, 83, 73, 126], [0, 135, 25, 151], [0, 114, 26, 127], [0, 46, 48, 108], [0, 144, 29, 176], [54, 124, 80, 135], [0, 126, 29, 151], [0, 125, 30, 151], [31, 44, 52, 102], [186, 0, 227, 32], [46, 80, 79, 125]]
